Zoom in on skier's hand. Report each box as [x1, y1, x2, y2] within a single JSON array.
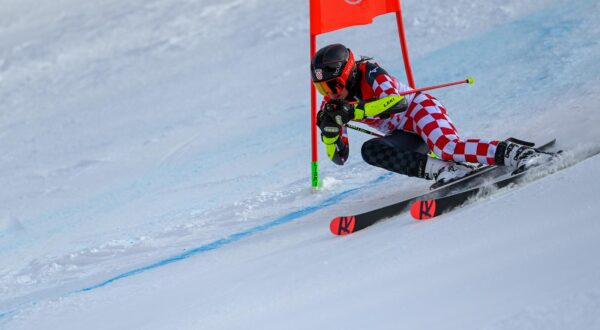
[[323, 99, 355, 126], [317, 109, 341, 139], [317, 109, 348, 165]]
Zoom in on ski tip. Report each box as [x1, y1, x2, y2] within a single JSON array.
[[410, 199, 437, 220], [330, 216, 356, 235]]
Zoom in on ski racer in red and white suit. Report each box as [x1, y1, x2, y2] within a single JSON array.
[[312, 44, 548, 183]]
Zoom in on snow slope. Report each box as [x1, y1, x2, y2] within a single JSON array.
[[2, 0, 600, 328]]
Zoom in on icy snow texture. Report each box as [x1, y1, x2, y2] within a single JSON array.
[[2, 0, 600, 329]]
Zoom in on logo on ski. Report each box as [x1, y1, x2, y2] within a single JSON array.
[[328, 139, 557, 236], [330, 216, 356, 235], [410, 200, 437, 220]]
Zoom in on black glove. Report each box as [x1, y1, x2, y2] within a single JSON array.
[[317, 109, 341, 139], [317, 108, 349, 166], [323, 99, 355, 126]]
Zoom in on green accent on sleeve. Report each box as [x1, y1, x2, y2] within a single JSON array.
[[353, 107, 365, 120], [325, 143, 337, 160], [363, 95, 404, 117], [322, 135, 339, 145], [467, 76, 475, 85]]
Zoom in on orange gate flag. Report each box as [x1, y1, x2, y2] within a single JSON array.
[[310, 0, 401, 35]]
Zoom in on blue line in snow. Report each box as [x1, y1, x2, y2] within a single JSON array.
[[0, 310, 15, 320], [78, 173, 393, 292]]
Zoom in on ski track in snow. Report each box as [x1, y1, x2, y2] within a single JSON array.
[[485, 290, 600, 330], [2, 0, 600, 328]]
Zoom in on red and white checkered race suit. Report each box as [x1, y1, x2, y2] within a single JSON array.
[[327, 61, 501, 165]]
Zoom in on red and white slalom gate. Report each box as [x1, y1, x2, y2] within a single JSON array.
[[308, 0, 473, 189]]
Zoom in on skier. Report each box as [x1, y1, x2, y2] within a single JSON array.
[[312, 43, 551, 184]]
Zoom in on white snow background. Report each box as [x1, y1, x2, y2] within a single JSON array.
[[2, 0, 600, 329]]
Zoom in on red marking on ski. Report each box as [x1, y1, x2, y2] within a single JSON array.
[[330, 216, 356, 235], [410, 199, 437, 220]]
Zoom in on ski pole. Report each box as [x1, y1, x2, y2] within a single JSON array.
[[398, 76, 474, 96], [342, 77, 474, 139], [346, 124, 384, 138]]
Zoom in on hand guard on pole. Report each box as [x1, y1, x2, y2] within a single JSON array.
[[323, 99, 355, 126]]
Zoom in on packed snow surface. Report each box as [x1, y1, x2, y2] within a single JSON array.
[[1, 0, 600, 329]]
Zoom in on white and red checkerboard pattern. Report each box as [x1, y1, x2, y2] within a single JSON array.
[[372, 74, 399, 99], [358, 74, 417, 134], [356, 78, 500, 165], [319, 66, 502, 165], [399, 93, 500, 165]]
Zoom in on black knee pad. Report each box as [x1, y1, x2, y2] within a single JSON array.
[[361, 138, 427, 177], [361, 139, 383, 166]]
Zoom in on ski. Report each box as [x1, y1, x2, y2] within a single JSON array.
[[410, 146, 600, 220], [330, 139, 556, 235]]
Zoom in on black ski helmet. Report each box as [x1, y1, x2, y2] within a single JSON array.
[[311, 44, 357, 96]]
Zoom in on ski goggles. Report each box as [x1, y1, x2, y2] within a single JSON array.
[[313, 78, 345, 96]]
